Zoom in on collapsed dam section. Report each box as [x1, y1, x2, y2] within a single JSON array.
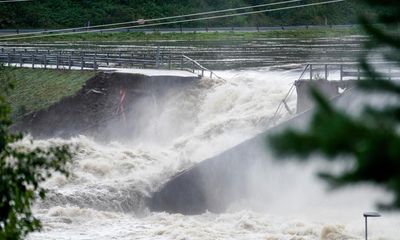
[[12, 69, 200, 139]]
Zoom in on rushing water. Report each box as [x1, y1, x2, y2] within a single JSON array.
[[27, 68, 399, 240]]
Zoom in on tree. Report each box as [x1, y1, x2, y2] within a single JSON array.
[[0, 0, 369, 28], [0, 66, 72, 240], [269, 0, 400, 209]]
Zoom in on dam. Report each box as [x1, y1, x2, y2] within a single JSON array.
[[18, 66, 399, 239], [2, 0, 398, 237], [147, 61, 400, 215], [9, 40, 398, 239]]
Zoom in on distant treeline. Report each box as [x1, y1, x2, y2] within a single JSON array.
[[0, 0, 374, 29]]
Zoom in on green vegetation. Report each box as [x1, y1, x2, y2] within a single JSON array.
[[0, 65, 72, 239], [269, 0, 400, 209], [5, 68, 95, 119], [14, 27, 364, 43], [0, 0, 370, 29]]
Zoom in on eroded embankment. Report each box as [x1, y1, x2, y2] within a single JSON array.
[[12, 71, 199, 138]]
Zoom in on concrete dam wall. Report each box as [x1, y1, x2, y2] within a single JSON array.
[[147, 110, 311, 215], [148, 87, 359, 215]]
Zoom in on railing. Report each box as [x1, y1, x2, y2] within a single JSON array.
[[305, 62, 400, 81], [269, 62, 400, 127], [1, 47, 157, 56], [0, 50, 225, 79], [0, 25, 358, 36], [0, 48, 188, 70], [0, 52, 159, 70], [269, 64, 310, 126], [181, 55, 223, 79]]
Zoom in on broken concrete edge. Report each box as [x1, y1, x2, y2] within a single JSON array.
[[11, 71, 201, 138]]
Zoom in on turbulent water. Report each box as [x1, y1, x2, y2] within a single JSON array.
[[27, 68, 399, 240]]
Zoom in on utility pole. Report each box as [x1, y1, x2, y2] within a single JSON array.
[[86, 20, 91, 31]]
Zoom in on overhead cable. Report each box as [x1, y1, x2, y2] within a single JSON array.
[[0, 0, 31, 2], [0, 0, 346, 41], [0, 0, 304, 38]]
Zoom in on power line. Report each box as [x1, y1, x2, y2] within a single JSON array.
[[0, 0, 346, 41], [0, 0, 304, 38], [0, 0, 31, 2]]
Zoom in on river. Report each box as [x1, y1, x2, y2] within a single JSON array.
[[23, 66, 400, 240]]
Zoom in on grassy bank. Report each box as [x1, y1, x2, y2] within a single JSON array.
[[5, 67, 95, 119], [9, 27, 364, 43]]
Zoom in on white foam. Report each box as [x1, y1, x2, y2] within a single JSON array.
[[25, 68, 399, 240]]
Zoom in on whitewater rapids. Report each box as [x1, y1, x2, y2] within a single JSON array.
[[27, 68, 399, 240]]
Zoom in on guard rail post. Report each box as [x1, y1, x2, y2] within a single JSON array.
[[340, 64, 343, 81], [180, 56, 184, 70], [156, 46, 160, 69], [81, 56, 84, 70], [325, 64, 328, 80], [7, 53, 11, 66], [93, 56, 97, 70]]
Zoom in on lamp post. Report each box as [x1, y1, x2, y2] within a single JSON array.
[[363, 212, 381, 240]]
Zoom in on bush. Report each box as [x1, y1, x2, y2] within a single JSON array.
[[0, 65, 72, 239]]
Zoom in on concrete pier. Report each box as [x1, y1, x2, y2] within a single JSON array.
[[295, 79, 356, 113]]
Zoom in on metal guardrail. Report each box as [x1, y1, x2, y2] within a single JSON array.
[[305, 62, 400, 81], [269, 61, 400, 127], [181, 55, 223, 79], [270, 64, 310, 125], [1, 47, 162, 59], [0, 50, 225, 79], [0, 49, 192, 70], [0, 37, 369, 70], [0, 25, 358, 36], [0, 52, 159, 70]]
